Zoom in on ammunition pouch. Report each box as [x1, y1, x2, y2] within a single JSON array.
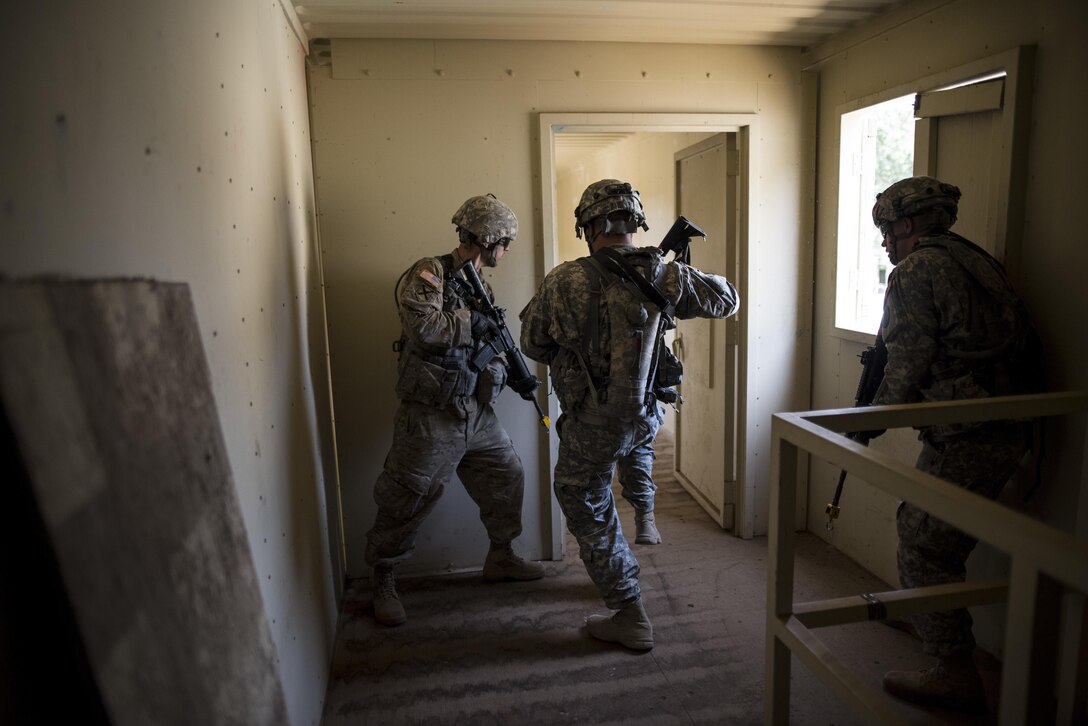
[[655, 344, 683, 388], [476, 359, 507, 407], [553, 350, 592, 413], [395, 348, 476, 406]]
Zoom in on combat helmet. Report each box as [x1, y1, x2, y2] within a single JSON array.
[[574, 179, 650, 239], [872, 176, 961, 233], [451, 194, 518, 248]]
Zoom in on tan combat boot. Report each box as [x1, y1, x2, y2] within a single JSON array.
[[482, 542, 545, 582], [371, 564, 407, 626], [585, 598, 654, 651], [635, 511, 661, 545], [882, 654, 986, 713]]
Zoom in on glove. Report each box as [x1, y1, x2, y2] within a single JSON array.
[[509, 374, 540, 401], [470, 310, 498, 339], [848, 428, 885, 444]]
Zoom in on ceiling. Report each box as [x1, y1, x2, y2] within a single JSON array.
[[291, 0, 906, 48], [293, 0, 908, 172]]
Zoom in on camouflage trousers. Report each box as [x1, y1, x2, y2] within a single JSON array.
[[365, 398, 525, 568], [898, 423, 1031, 658], [552, 408, 662, 609], [616, 407, 662, 515]]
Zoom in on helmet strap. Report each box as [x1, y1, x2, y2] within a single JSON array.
[[482, 243, 500, 268]]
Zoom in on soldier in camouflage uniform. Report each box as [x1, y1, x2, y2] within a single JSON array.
[[519, 179, 739, 650], [870, 176, 1040, 712], [366, 194, 545, 627]]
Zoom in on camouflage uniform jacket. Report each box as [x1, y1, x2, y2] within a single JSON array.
[[873, 232, 1041, 435], [394, 253, 495, 406], [519, 245, 739, 417]]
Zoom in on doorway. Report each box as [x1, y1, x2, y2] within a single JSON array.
[[538, 113, 757, 549]]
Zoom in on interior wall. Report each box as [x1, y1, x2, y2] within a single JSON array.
[[555, 131, 715, 263], [807, 0, 1088, 652], [0, 3, 339, 724], [309, 39, 802, 576], [555, 131, 715, 434]]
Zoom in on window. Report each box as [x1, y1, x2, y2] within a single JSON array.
[[835, 95, 915, 335]]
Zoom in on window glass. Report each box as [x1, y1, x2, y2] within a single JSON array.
[[836, 95, 915, 334]]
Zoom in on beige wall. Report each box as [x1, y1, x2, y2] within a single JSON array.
[[1, 3, 339, 723], [807, 0, 1088, 652], [555, 131, 715, 264], [309, 39, 803, 573]]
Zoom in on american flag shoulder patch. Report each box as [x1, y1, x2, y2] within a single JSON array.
[[419, 270, 442, 290]]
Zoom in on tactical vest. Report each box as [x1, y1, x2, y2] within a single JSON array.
[[573, 247, 676, 420], [393, 254, 480, 406]]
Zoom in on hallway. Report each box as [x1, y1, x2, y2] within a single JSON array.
[[322, 433, 1002, 725]]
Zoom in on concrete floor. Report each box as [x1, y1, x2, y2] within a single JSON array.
[[322, 433, 1002, 725]]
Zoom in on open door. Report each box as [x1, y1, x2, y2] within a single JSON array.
[[672, 133, 740, 530]]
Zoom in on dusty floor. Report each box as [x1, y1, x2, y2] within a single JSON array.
[[322, 434, 1002, 725]]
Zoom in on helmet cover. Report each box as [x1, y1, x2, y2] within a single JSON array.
[[872, 176, 961, 231], [451, 194, 518, 247], [574, 179, 649, 239]]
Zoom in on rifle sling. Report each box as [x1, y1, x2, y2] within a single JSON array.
[[593, 247, 675, 321]]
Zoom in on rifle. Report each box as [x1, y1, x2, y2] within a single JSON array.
[[459, 261, 551, 429], [658, 216, 706, 265], [641, 216, 705, 407], [826, 336, 888, 530]]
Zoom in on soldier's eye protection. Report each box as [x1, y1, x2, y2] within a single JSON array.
[[493, 237, 512, 249]]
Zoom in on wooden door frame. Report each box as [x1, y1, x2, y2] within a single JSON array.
[[536, 112, 759, 550]]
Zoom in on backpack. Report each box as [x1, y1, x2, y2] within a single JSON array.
[[924, 234, 1045, 396], [574, 247, 681, 419]]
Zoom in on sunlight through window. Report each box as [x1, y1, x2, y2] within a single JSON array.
[[836, 95, 915, 335]]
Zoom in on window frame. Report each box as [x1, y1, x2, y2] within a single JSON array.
[[831, 45, 1034, 343]]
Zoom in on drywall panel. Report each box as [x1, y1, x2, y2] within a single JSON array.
[[0, 3, 337, 724], [310, 39, 805, 575], [741, 79, 812, 537], [806, 0, 1088, 653]]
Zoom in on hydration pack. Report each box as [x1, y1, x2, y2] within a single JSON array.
[[922, 234, 1045, 396], [574, 247, 679, 420]]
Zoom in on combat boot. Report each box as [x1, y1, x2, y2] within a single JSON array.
[[635, 511, 661, 545], [482, 542, 545, 582], [883, 654, 986, 713], [371, 564, 407, 626], [586, 598, 654, 651]]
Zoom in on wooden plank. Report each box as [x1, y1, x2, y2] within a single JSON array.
[[793, 580, 1008, 628], [771, 398, 1088, 591], [0, 280, 288, 726], [765, 436, 798, 723], [772, 616, 908, 725]]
